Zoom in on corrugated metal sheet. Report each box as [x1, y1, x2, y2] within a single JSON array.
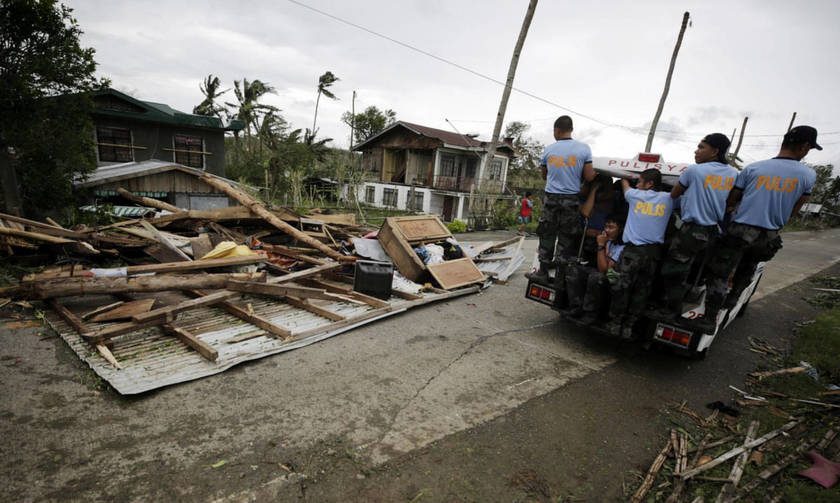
[[46, 288, 478, 395], [466, 242, 526, 282], [79, 205, 156, 217]]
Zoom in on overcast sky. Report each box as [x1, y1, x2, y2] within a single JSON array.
[[68, 0, 840, 169]]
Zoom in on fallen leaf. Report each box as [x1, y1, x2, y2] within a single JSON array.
[[211, 460, 227, 468], [749, 451, 763, 465], [697, 455, 713, 466]]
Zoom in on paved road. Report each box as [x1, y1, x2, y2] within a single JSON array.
[[1, 228, 838, 501]]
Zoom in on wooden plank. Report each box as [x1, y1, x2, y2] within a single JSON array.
[[190, 234, 213, 260], [89, 299, 156, 322], [81, 301, 125, 320], [283, 296, 345, 321], [226, 280, 355, 303], [427, 257, 486, 290], [266, 262, 340, 284], [85, 318, 168, 344], [485, 235, 525, 254], [162, 323, 218, 362], [139, 220, 191, 260], [0, 227, 76, 244], [123, 255, 265, 275], [307, 213, 356, 225], [49, 299, 122, 369], [185, 290, 292, 339], [149, 206, 300, 227], [299, 278, 390, 308], [132, 290, 238, 323]]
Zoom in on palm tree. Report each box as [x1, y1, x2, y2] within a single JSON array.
[[226, 78, 278, 139], [192, 74, 229, 118], [312, 71, 339, 134]]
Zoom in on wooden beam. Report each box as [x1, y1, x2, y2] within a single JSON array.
[[199, 173, 352, 262], [139, 220, 191, 260], [89, 299, 156, 322], [186, 289, 291, 339], [117, 187, 181, 213], [299, 278, 390, 308], [132, 290, 239, 323], [266, 262, 340, 284], [82, 301, 125, 320], [226, 280, 356, 303], [49, 299, 122, 369], [282, 296, 345, 321], [162, 323, 218, 362], [123, 255, 266, 275], [0, 227, 77, 244]]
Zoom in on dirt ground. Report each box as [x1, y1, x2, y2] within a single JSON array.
[[1, 252, 836, 502]]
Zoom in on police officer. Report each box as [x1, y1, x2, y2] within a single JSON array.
[[692, 126, 820, 333], [608, 169, 676, 339], [528, 115, 596, 281], [658, 133, 738, 319]]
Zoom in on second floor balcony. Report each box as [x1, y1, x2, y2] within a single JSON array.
[[432, 175, 475, 192]]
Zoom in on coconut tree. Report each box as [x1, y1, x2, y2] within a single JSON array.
[[312, 71, 339, 133], [192, 74, 229, 118], [226, 78, 277, 140]]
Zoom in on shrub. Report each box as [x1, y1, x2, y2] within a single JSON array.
[[447, 219, 467, 233]]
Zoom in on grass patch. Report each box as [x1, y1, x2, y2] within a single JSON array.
[[793, 307, 840, 381]]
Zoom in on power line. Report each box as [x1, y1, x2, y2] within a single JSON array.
[[287, 1, 839, 145]]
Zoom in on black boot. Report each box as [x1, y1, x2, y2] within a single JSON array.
[[526, 262, 551, 282]]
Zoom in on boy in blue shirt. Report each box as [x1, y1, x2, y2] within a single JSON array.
[[607, 169, 676, 339], [659, 133, 738, 319], [528, 115, 596, 281], [692, 126, 820, 333]]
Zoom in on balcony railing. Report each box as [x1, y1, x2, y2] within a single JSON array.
[[432, 175, 475, 192]]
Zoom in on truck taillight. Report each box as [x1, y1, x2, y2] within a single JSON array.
[[540, 289, 551, 300], [530, 285, 541, 297], [638, 153, 660, 163], [655, 324, 692, 347]]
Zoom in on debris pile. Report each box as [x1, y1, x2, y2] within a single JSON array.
[[1, 176, 519, 394]]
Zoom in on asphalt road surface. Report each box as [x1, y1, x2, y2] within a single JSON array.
[[1, 228, 838, 502]]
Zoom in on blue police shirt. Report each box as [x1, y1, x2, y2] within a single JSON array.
[[607, 241, 624, 263], [733, 158, 816, 230], [622, 189, 675, 245], [540, 139, 593, 194], [678, 161, 739, 226]]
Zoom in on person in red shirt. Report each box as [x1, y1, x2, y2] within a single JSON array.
[[518, 191, 533, 235]]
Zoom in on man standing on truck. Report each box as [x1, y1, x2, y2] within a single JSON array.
[[692, 126, 820, 333], [527, 115, 596, 281], [607, 169, 676, 339], [658, 133, 737, 319]]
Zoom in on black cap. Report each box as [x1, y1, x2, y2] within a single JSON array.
[[702, 133, 731, 163], [785, 125, 822, 150]]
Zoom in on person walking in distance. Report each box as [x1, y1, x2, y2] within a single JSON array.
[[658, 133, 738, 319], [518, 191, 533, 235], [692, 126, 820, 333], [527, 115, 596, 281]]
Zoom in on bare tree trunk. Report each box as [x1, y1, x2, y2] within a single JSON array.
[[312, 89, 322, 134], [645, 11, 690, 152]]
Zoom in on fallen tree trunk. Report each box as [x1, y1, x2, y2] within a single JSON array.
[[199, 174, 352, 262], [4, 272, 264, 299]]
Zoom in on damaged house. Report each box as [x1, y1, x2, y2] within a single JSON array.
[[351, 121, 518, 222], [75, 88, 245, 212]]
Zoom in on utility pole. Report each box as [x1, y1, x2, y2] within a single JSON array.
[[350, 90, 356, 150], [733, 116, 748, 158], [787, 112, 797, 132], [485, 0, 538, 175], [645, 11, 690, 152]]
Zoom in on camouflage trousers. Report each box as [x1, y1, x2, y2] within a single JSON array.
[[537, 193, 581, 265], [609, 243, 661, 321], [660, 222, 719, 311], [704, 222, 783, 316], [566, 264, 610, 315]]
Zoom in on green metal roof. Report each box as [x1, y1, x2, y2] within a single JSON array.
[[91, 88, 244, 131]]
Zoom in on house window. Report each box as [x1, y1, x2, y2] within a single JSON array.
[[96, 126, 133, 162], [365, 186, 376, 204], [440, 155, 456, 176], [383, 188, 397, 207], [488, 160, 503, 180], [412, 192, 424, 211], [173, 135, 204, 169]]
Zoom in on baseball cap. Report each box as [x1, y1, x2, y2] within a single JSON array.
[[785, 125, 822, 150]]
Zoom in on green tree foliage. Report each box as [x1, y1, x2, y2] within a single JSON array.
[[312, 70, 339, 133], [192, 74, 229, 118], [225, 78, 278, 139], [341, 106, 396, 145], [0, 0, 106, 215], [809, 164, 839, 209], [503, 121, 544, 191]]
